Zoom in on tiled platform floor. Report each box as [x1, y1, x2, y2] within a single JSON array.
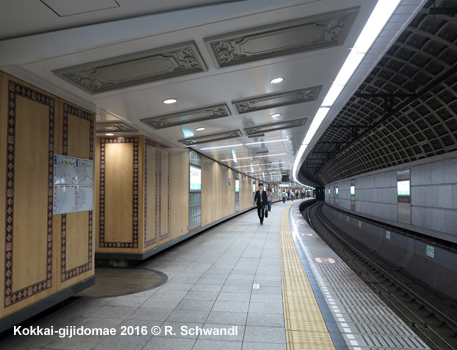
[[0, 200, 296, 350]]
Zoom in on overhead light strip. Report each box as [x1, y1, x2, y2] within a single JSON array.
[[254, 153, 287, 158], [220, 157, 252, 161], [245, 138, 289, 146], [198, 139, 289, 151], [200, 144, 243, 150], [293, 0, 402, 184]]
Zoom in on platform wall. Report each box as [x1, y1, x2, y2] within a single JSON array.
[[0, 72, 95, 319], [322, 204, 457, 299], [96, 139, 257, 256], [325, 152, 457, 243]]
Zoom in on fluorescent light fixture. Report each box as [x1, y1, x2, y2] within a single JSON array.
[[236, 164, 260, 168], [221, 156, 252, 161], [260, 162, 282, 166], [231, 149, 237, 163], [195, 127, 205, 131], [270, 113, 281, 118], [333, 53, 364, 86], [105, 133, 114, 136], [245, 138, 289, 146], [353, 0, 401, 54], [321, 84, 345, 107], [254, 153, 287, 158], [293, 0, 400, 183], [200, 144, 243, 150], [163, 98, 177, 104], [250, 162, 254, 173], [270, 77, 284, 84], [292, 145, 307, 181], [302, 107, 330, 145]]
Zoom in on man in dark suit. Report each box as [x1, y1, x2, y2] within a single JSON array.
[[254, 183, 268, 225]]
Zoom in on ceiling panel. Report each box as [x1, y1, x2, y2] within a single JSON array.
[[0, 0, 426, 186], [205, 7, 359, 68], [53, 41, 207, 94], [0, 0, 241, 40]]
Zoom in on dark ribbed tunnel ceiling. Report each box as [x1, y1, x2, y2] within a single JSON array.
[[300, 0, 457, 186]]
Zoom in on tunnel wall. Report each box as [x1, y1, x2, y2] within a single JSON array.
[[324, 152, 457, 244]]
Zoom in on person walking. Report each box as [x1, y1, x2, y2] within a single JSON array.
[[282, 190, 286, 203], [254, 183, 267, 225], [267, 189, 273, 212]]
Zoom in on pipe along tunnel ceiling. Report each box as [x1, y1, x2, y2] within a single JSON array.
[[301, 0, 457, 186]]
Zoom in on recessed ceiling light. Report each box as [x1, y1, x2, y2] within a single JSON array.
[[195, 127, 205, 131], [270, 77, 284, 84], [163, 98, 177, 104], [271, 113, 281, 118], [105, 133, 114, 136]]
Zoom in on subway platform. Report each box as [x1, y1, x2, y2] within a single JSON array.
[[0, 199, 429, 350]]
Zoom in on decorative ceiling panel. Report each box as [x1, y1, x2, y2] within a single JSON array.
[[178, 129, 242, 146], [41, 0, 119, 17], [205, 8, 358, 68], [96, 121, 139, 133], [140, 103, 231, 129], [233, 86, 322, 114], [244, 118, 307, 136], [53, 41, 207, 94]]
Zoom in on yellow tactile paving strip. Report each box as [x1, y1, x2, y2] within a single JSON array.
[[280, 203, 336, 350]]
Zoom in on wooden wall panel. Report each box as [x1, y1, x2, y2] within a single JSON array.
[[58, 102, 95, 289], [104, 143, 134, 243], [158, 147, 170, 245], [201, 156, 213, 226], [179, 149, 189, 236], [1, 76, 58, 317], [211, 162, 222, 223], [169, 148, 189, 241], [240, 175, 255, 211], [98, 137, 141, 252], [13, 97, 50, 291], [144, 140, 158, 249], [228, 168, 236, 217]]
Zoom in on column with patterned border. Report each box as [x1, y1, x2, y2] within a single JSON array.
[[60, 103, 94, 282], [159, 146, 170, 242], [99, 137, 139, 248], [4, 81, 55, 307], [144, 138, 158, 248]]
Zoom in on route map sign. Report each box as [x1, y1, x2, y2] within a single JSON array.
[[53, 155, 93, 214]]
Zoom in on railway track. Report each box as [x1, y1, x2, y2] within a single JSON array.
[[302, 201, 457, 350]]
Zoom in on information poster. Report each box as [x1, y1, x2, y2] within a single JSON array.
[[76, 159, 93, 186], [53, 155, 94, 214], [54, 155, 77, 184], [53, 185, 77, 214], [76, 185, 93, 212]]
